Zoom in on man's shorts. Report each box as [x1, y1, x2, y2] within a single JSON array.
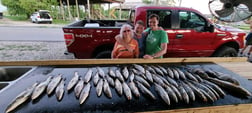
[[246, 32, 252, 45]]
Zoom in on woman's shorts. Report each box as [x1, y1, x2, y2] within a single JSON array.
[[246, 32, 252, 45]]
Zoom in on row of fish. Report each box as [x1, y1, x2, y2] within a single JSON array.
[[5, 64, 252, 113]]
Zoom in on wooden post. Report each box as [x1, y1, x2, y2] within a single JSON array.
[[87, 0, 91, 19], [119, 3, 122, 20], [75, 0, 80, 20], [108, 3, 111, 19], [66, 0, 72, 20], [59, 0, 65, 20]]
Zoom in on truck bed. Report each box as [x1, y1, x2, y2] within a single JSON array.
[[64, 19, 130, 28]]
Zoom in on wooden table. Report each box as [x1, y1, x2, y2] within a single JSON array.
[[0, 57, 251, 113]]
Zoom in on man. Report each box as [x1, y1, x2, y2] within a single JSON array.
[[143, 14, 169, 59], [240, 17, 252, 58]]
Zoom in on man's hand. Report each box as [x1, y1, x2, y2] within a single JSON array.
[[143, 54, 154, 59]]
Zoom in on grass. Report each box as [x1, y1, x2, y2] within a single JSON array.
[[236, 25, 250, 31], [52, 19, 71, 25], [4, 15, 71, 25], [5, 15, 28, 21]]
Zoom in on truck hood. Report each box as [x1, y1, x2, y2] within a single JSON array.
[[215, 24, 245, 33]]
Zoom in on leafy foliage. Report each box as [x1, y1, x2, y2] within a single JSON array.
[[2, 0, 58, 18]]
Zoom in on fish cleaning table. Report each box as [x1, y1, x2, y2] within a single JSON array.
[[0, 57, 252, 113]]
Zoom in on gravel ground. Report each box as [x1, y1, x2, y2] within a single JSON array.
[[0, 18, 74, 61], [0, 41, 74, 61]]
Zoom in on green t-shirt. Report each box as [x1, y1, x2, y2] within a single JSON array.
[[145, 28, 169, 58]]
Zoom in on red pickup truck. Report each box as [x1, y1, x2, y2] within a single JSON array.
[[63, 6, 246, 59]]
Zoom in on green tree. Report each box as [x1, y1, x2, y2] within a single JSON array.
[[142, 0, 152, 4], [2, 0, 26, 15], [2, 0, 58, 18]]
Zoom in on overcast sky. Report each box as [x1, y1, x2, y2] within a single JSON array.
[[125, 0, 210, 14]]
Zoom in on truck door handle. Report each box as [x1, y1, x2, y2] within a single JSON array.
[[176, 34, 183, 39]]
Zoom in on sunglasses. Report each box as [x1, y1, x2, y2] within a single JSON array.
[[123, 30, 131, 33]]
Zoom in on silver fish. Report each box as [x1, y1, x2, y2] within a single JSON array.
[[145, 65, 156, 74], [156, 75, 170, 86], [128, 81, 140, 98], [74, 78, 84, 98], [191, 68, 209, 79], [183, 70, 198, 82], [105, 75, 115, 87], [139, 73, 147, 79], [214, 71, 240, 85], [157, 65, 168, 75], [166, 76, 178, 87], [203, 80, 226, 98], [145, 70, 153, 83], [84, 68, 93, 83], [116, 69, 124, 82], [131, 68, 140, 75], [151, 65, 164, 76], [191, 80, 217, 101], [164, 85, 178, 103], [170, 85, 183, 101], [184, 81, 207, 102], [171, 68, 179, 79], [129, 72, 135, 82], [154, 83, 170, 105], [134, 75, 150, 88], [136, 81, 156, 100], [208, 78, 252, 97], [79, 83, 91, 104], [122, 82, 132, 100], [174, 67, 186, 80], [93, 72, 100, 86], [96, 79, 104, 97], [122, 66, 129, 79], [97, 67, 105, 78], [67, 72, 79, 91], [103, 79, 112, 98], [31, 76, 52, 100], [108, 68, 116, 78], [115, 79, 123, 96], [152, 74, 166, 87], [199, 88, 214, 103], [203, 83, 220, 99], [133, 64, 145, 74], [55, 79, 65, 101], [166, 67, 174, 78], [5, 83, 38, 113], [178, 84, 189, 104], [192, 73, 203, 82], [47, 74, 62, 95], [180, 81, 195, 102]]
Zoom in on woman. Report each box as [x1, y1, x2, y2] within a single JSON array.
[[112, 24, 139, 58]]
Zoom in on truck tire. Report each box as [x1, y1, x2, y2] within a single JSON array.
[[212, 46, 237, 57], [95, 50, 112, 59]]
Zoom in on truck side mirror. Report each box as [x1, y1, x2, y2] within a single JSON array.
[[206, 24, 214, 32]]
